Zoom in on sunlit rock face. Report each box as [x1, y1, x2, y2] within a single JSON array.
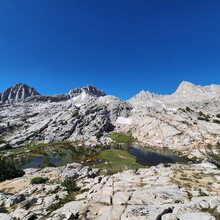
[[1, 81, 220, 159], [0, 83, 40, 103]]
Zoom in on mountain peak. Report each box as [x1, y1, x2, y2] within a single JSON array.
[[129, 89, 160, 105], [69, 85, 106, 98], [0, 83, 40, 103], [174, 81, 196, 94], [82, 84, 106, 96], [174, 81, 220, 97]]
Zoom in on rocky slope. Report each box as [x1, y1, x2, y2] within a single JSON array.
[[124, 81, 220, 158], [1, 82, 220, 220], [0, 82, 220, 158], [0, 162, 220, 219], [0, 83, 130, 149]]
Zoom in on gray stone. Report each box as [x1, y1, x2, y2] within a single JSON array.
[[0, 83, 40, 103], [162, 213, 178, 220], [11, 208, 30, 220], [112, 191, 131, 205], [0, 213, 11, 220], [217, 205, 220, 214], [177, 212, 215, 220]]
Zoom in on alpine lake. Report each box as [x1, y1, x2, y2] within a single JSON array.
[[2, 142, 188, 173]]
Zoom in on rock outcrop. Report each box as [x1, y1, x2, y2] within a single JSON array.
[[0, 162, 219, 219], [174, 81, 220, 96], [69, 84, 106, 98], [1, 81, 220, 159], [0, 83, 40, 103], [122, 81, 220, 158], [1, 79, 220, 219]]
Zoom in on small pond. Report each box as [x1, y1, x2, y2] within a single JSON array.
[[128, 146, 187, 166], [13, 144, 187, 169]]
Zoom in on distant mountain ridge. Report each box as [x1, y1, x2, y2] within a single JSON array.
[[174, 81, 220, 95], [129, 81, 220, 108], [0, 83, 106, 103], [1, 81, 220, 104], [1, 80, 220, 159]]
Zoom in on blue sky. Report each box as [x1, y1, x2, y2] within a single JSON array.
[[0, 0, 220, 99]]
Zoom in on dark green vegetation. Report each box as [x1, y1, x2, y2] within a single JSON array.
[[197, 111, 210, 122], [110, 132, 134, 144], [213, 119, 220, 124], [0, 138, 7, 145], [31, 176, 47, 184], [0, 156, 25, 181], [197, 111, 220, 124], [0, 141, 73, 155], [205, 143, 220, 168], [48, 194, 76, 212], [48, 176, 81, 212], [61, 176, 80, 193], [97, 149, 144, 175], [186, 106, 191, 112], [216, 114, 220, 118]]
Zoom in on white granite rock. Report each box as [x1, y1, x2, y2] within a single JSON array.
[[177, 212, 215, 220], [0, 214, 12, 220]]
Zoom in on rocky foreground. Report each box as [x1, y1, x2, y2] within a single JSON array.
[[0, 162, 220, 220]]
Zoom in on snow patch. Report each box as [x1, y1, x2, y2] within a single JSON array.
[[75, 103, 82, 107], [81, 91, 87, 100], [71, 96, 80, 101], [167, 108, 178, 111], [158, 100, 166, 109], [131, 108, 139, 113], [116, 117, 132, 125]]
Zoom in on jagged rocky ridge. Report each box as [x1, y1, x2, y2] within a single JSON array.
[[0, 81, 220, 158], [1, 82, 220, 220], [0, 83, 131, 149], [0, 83, 40, 103]]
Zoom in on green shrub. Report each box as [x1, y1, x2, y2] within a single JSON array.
[[48, 193, 76, 211], [61, 177, 80, 193], [31, 177, 47, 184], [213, 119, 220, 124], [205, 143, 220, 168], [198, 188, 208, 196], [216, 114, 220, 118], [48, 202, 61, 211], [199, 111, 206, 117], [0, 139, 6, 144], [178, 108, 186, 112], [95, 133, 102, 140], [187, 191, 193, 200], [186, 107, 191, 112], [198, 117, 209, 122], [110, 132, 134, 144], [197, 111, 211, 122], [164, 163, 171, 167], [0, 157, 24, 181]]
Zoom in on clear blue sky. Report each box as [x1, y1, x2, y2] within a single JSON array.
[[0, 0, 220, 99]]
